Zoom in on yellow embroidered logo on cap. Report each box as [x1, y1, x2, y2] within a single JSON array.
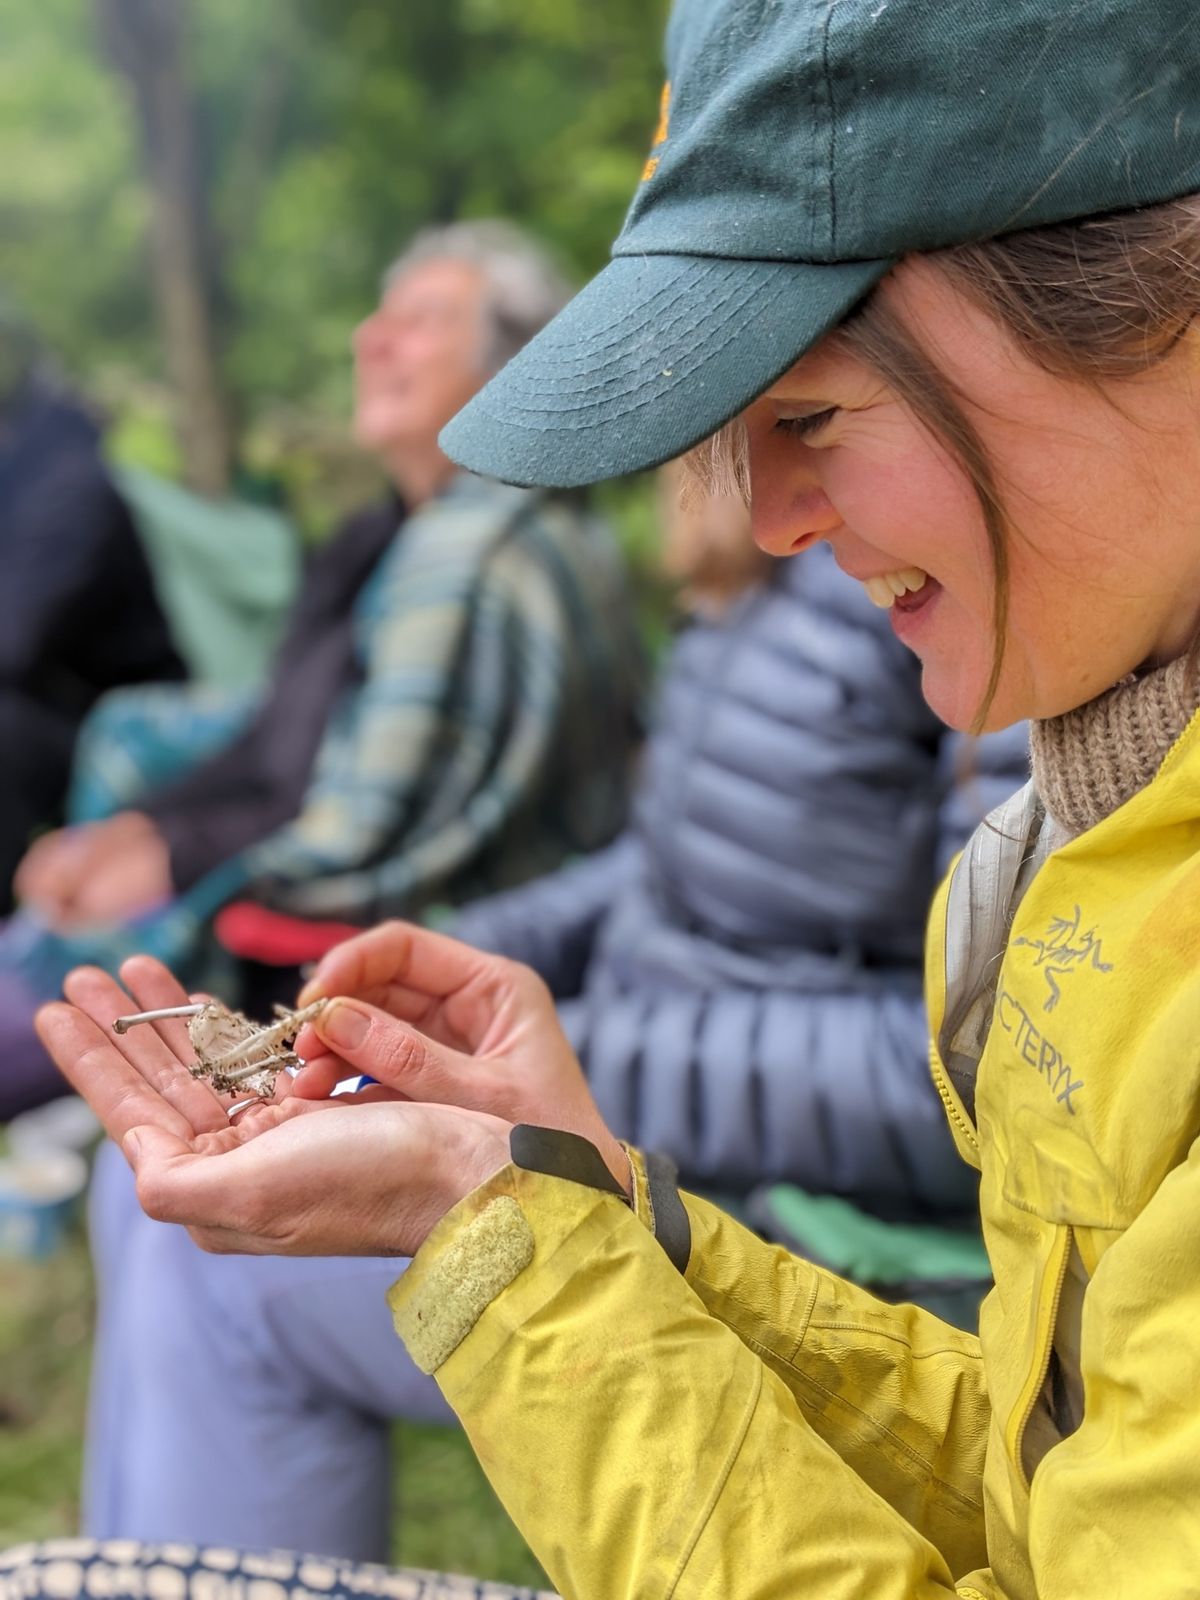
[[641, 82, 671, 181]]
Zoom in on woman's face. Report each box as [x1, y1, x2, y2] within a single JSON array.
[[353, 259, 490, 462], [743, 260, 1200, 730]]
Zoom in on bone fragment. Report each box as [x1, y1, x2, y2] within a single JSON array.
[[193, 1052, 294, 1087], [113, 1003, 208, 1034]]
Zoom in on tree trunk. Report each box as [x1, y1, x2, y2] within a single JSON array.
[[95, 0, 234, 496]]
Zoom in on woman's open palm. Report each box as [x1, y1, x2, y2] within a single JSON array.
[[35, 956, 512, 1257]]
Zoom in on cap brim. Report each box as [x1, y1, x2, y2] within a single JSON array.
[[440, 252, 892, 488]]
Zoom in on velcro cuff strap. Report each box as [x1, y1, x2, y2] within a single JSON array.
[[388, 1195, 533, 1374], [509, 1124, 628, 1197], [511, 1125, 690, 1275], [644, 1150, 691, 1274]]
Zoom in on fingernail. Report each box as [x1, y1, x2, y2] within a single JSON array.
[[123, 1130, 141, 1165], [317, 1000, 370, 1051]]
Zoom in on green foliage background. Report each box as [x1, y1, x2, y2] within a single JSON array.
[[0, 0, 667, 489]]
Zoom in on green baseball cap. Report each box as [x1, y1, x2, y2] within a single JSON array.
[[442, 0, 1200, 488]]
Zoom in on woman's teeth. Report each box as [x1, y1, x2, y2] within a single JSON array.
[[863, 568, 928, 609]]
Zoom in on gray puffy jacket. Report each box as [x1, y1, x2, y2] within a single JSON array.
[[453, 545, 1028, 1215]]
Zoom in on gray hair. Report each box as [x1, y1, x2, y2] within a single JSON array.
[[385, 220, 572, 374]]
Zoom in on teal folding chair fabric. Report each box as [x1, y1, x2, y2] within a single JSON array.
[[111, 464, 299, 688], [748, 1182, 992, 1331]]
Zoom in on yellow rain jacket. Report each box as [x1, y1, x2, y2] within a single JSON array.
[[390, 714, 1200, 1599]]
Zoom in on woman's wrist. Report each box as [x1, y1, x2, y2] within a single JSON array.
[[419, 1122, 629, 1249], [418, 1117, 514, 1249]]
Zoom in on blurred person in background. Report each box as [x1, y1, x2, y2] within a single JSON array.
[[0, 221, 643, 1120], [0, 302, 184, 916], [79, 467, 1027, 1562]]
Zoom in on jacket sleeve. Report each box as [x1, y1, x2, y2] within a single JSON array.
[[675, 1133, 1200, 1599], [560, 981, 977, 1211], [448, 834, 643, 998], [389, 1163, 991, 1600]]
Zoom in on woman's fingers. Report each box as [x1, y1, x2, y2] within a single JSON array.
[[309, 999, 491, 1111], [61, 964, 229, 1135], [298, 921, 490, 1011], [122, 1121, 261, 1238], [288, 1052, 349, 1100], [15, 827, 90, 914], [117, 955, 200, 1061], [35, 999, 200, 1147], [297, 921, 536, 1055], [287, 1049, 411, 1101]]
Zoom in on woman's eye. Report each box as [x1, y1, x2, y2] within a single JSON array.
[[773, 407, 838, 440]]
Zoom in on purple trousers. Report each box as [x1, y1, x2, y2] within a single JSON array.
[[0, 964, 65, 1120], [85, 1141, 453, 1564]]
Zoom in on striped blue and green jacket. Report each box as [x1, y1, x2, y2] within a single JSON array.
[[8, 473, 644, 995], [242, 472, 644, 920]]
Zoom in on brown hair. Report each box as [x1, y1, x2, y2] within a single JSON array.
[[687, 194, 1200, 725], [657, 459, 772, 616]]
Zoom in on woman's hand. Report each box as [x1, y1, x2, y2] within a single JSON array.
[[15, 813, 172, 929], [35, 957, 512, 1257], [291, 920, 630, 1193], [15, 823, 104, 919]]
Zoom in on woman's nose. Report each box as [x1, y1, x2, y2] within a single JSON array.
[[749, 483, 842, 557], [746, 429, 843, 556], [354, 312, 390, 359]]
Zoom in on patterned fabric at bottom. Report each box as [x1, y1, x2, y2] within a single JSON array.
[[0, 1540, 557, 1600]]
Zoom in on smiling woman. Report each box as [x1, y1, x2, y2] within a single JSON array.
[[352, 220, 572, 505], [696, 202, 1200, 731]]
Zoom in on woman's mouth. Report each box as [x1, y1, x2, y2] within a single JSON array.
[[861, 567, 942, 639], [862, 567, 928, 608], [893, 576, 939, 616]]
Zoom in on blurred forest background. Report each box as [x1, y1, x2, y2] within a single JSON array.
[[0, 0, 666, 526], [0, 2, 669, 1580]]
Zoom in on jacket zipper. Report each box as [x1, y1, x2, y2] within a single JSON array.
[[928, 1039, 979, 1154], [1008, 1223, 1072, 1492]]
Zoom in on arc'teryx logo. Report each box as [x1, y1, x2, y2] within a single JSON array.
[[995, 989, 1085, 1114], [1013, 905, 1112, 1013]]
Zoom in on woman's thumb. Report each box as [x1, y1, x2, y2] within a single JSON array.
[[313, 999, 372, 1054], [312, 998, 454, 1099], [121, 1122, 190, 1172]]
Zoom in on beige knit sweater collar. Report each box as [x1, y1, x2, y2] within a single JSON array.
[[1029, 655, 1200, 837]]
